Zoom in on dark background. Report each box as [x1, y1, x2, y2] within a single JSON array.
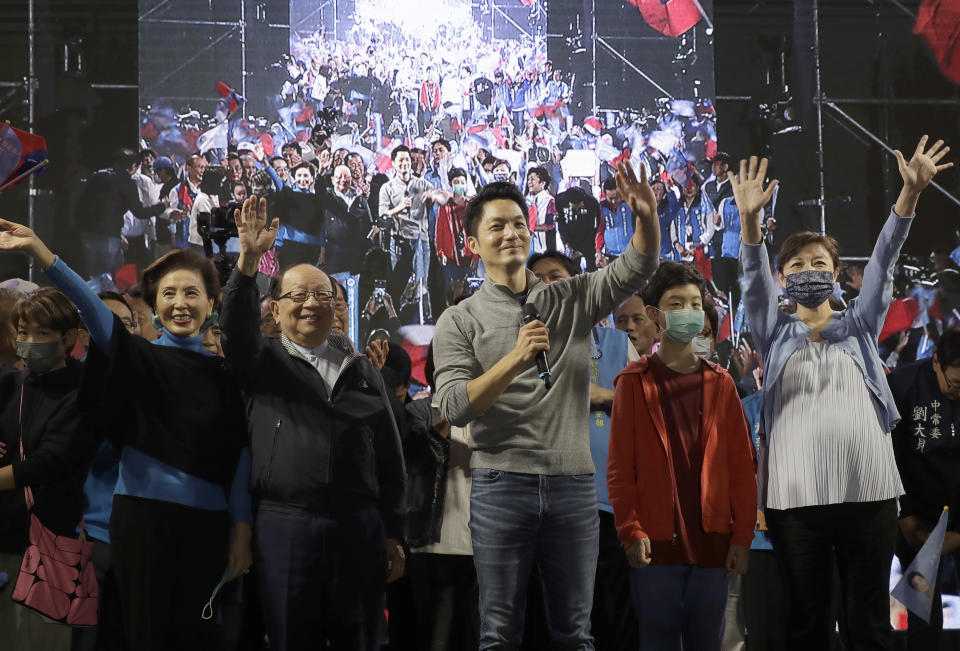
[[1, 0, 958, 283]]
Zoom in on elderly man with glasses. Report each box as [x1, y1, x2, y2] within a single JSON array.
[[220, 197, 406, 651]]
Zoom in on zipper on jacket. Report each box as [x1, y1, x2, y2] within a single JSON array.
[[329, 355, 366, 406], [262, 417, 282, 485]]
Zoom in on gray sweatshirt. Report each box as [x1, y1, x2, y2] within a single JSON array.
[[433, 244, 657, 475]]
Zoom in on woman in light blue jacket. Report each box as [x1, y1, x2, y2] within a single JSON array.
[[731, 138, 952, 651]]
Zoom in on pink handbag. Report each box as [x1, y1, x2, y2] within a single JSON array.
[[10, 386, 98, 627]]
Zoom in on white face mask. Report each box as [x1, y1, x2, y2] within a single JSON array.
[[691, 335, 713, 357]]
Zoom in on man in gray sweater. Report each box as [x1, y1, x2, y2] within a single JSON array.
[[433, 162, 660, 650]]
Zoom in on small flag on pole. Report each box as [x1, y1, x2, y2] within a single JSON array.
[[0, 121, 48, 192], [215, 82, 245, 117], [891, 506, 949, 623]]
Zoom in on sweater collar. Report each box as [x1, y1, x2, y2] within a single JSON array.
[[153, 329, 210, 355], [479, 269, 543, 305]]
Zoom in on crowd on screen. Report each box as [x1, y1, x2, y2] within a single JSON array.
[[3, 78, 960, 651]]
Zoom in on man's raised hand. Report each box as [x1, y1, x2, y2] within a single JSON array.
[[234, 196, 279, 257], [617, 160, 660, 257], [615, 160, 657, 225]]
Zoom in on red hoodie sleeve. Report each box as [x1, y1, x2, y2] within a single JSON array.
[[723, 375, 758, 548], [435, 205, 453, 260], [608, 372, 648, 548], [595, 212, 606, 256]]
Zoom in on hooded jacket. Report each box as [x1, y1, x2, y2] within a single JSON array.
[[607, 355, 757, 551]]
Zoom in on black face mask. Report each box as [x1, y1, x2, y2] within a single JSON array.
[[16, 340, 64, 375], [785, 270, 835, 308]]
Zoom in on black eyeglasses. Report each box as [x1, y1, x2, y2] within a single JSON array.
[[278, 290, 335, 304], [120, 317, 138, 332]]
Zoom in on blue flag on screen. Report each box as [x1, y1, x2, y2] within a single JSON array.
[[733, 295, 749, 335], [0, 123, 21, 184], [891, 507, 948, 623]]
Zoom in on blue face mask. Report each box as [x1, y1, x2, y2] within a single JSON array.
[[453, 184, 467, 196], [659, 309, 705, 344], [785, 269, 835, 308]]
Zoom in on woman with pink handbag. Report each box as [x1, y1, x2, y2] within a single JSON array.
[[0, 220, 253, 651], [0, 288, 98, 649]]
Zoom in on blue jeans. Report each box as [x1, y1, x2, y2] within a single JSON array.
[[470, 469, 599, 650], [628, 564, 729, 651], [406, 237, 431, 319]]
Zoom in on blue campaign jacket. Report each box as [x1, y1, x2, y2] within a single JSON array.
[[718, 197, 741, 259], [657, 193, 680, 260], [600, 200, 634, 258], [673, 194, 713, 257], [740, 209, 911, 500], [741, 391, 772, 550], [588, 327, 633, 514]]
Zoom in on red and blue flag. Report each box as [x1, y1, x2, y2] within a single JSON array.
[[0, 122, 47, 191], [216, 81, 245, 116]]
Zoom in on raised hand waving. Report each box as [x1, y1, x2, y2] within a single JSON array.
[[0, 218, 56, 269], [727, 156, 778, 219], [894, 135, 952, 195], [615, 160, 661, 257], [234, 196, 279, 258]]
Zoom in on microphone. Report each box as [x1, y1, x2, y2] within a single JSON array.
[[521, 303, 552, 390]]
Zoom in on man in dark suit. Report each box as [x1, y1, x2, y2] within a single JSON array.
[[322, 165, 374, 275], [220, 196, 406, 651]]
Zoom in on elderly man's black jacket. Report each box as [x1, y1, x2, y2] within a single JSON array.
[[220, 268, 405, 539]]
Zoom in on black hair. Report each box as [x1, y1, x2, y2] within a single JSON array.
[[528, 251, 579, 278], [527, 166, 551, 186], [433, 138, 451, 152], [448, 167, 468, 184], [291, 162, 314, 178], [463, 181, 529, 239], [640, 261, 706, 308], [602, 177, 618, 192], [381, 343, 412, 390], [391, 144, 411, 161], [139, 149, 157, 163], [703, 294, 719, 338], [936, 329, 960, 368], [97, 291, 133, 319], [281, 142, 300, 153], [112, 147, 139, 171]]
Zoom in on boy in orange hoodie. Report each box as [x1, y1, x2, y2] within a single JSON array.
[[607, 261, 757, 651]]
